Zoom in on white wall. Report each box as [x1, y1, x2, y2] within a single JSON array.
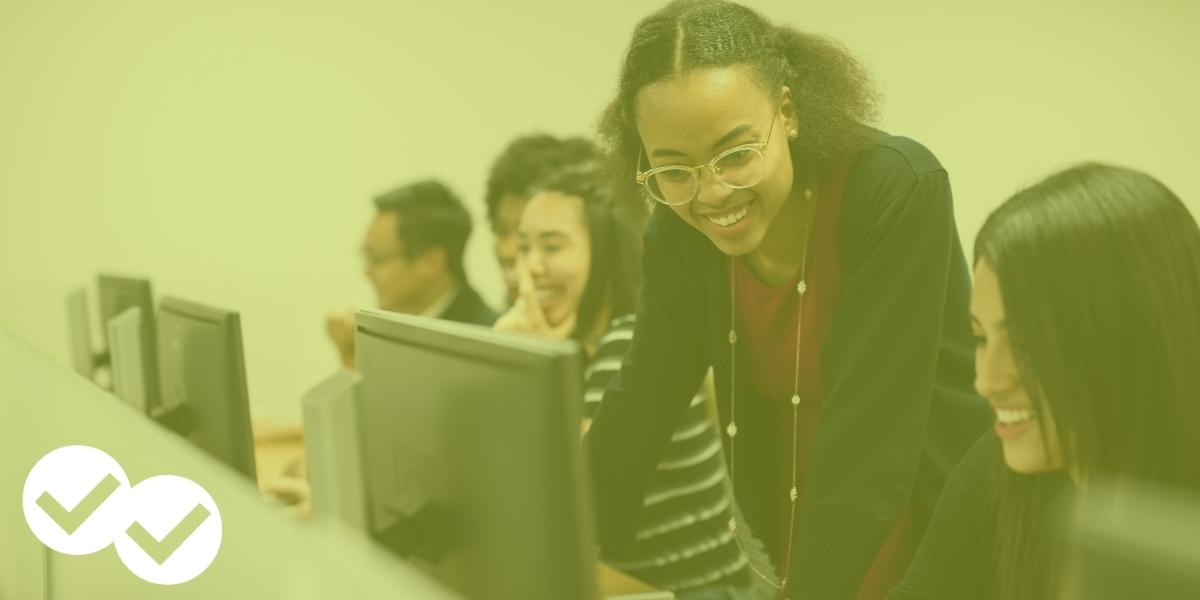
[[2, 0, 1196, 423]]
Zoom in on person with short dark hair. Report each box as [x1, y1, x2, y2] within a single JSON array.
[[484, 134, 595, 304], [327, 179, 496, 369]]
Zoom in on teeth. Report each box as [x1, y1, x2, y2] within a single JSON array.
[[995, 408, 1035, 425], [705, 204, 749, 228]]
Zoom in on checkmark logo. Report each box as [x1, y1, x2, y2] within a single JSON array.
[[35, 473, 121, 536], [113, 474, 223, 585], [24, 446, 223, 586], [23, 446, 134, 556], [125, 503, 212, 565]]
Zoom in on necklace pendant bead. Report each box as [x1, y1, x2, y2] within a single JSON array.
[[796, 280, 807, 296], [789, 486, 798, 502], [790, 394, 801, 406], [726, 422, 738, 438], [804, 188, 813, 200], [728, 517, 737, 533], [728, 329, 737, 345]]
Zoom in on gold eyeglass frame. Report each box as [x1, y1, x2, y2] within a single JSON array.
[[634, 106, 780, 206]]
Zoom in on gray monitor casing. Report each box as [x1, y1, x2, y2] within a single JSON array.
[[303, 369, 367, 530], [97, 274, 161, 409], [157, 295, 257, 481], [354, 309, 597, 600], [65, 287, 96, 377], [107, 306, 149, 414]]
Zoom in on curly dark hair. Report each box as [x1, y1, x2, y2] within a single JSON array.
[[598, 0, 879, 212], [484, 134, 596, 228]]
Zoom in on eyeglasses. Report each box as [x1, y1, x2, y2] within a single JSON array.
[[634, 106, 779, 206]]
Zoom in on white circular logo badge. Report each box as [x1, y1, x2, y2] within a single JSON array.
[[113, 475, 222, 585], [22, 445, 134, 555], [23, 446, 223, 585]]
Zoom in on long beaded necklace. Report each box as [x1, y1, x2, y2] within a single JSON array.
[[725, 186, 817, 598]]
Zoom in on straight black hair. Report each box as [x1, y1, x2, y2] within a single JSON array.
[[530, 164, 647, 351], [975, 163, 1200, 599]]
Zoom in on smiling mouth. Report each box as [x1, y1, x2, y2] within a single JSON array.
[[995, 407, 1036, 425], [701, 201, 752, 228]]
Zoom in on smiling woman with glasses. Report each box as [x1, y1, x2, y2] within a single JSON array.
[[582, 1, 991, 599], [635, 103, 779, 207]]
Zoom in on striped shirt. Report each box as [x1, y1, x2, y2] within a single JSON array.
[[585, 314, 748, 591]]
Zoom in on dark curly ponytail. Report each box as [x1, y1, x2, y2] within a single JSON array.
[[598, 0, 878, 212]]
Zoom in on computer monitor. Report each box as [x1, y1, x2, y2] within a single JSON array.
[[156, 296, 257, 481], [1072, 480, 1200, 599], [107, 306, 150, 414], [303, 369, 367, 530], [354, 309, 597, 600], [97, 274, 160, 408], [64, 288, 96, 377]]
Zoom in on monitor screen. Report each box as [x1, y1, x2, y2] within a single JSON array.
[[97, 274, 160, 408], [354, 309, 596, 600], [302, 369, 367, 530], [65, 287, 96, 377], [157, 296, 256, 481], [107, 306, 150, 414]]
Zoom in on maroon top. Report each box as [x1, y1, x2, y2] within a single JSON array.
[[733, 173, 915, 599]]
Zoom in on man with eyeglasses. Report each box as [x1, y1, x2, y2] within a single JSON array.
[[326, 179, 497, 369]]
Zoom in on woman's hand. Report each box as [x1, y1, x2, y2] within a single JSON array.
[[493, 257, 576, 340]]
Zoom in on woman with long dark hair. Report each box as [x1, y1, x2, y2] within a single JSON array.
[[887, 163, 1200, 599], [583, 1, 990, 598], [495, 164, 755, 594]]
